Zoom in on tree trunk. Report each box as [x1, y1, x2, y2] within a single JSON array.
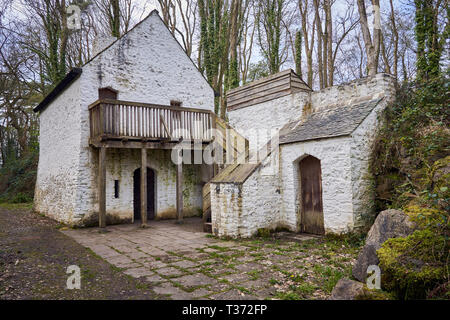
[[357, 0, 380, 76]]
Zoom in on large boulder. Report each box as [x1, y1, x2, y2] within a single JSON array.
[[352, 209, 415, 282], [329, 278, 364, 300]]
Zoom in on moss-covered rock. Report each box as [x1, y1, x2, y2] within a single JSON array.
[[355, 286, 396, 300], [377, 229, 447, 299]]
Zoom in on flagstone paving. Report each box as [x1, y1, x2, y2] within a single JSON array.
[[62, 217, 361, 300]]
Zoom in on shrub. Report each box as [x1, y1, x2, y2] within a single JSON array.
[[371, 73, 449, 299], [370, 74, 450, 212], [0, 149, 38, 203]]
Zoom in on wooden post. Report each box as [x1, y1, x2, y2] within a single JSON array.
[[140, 148, 148, 227], [176, 149, 183, 223], [98, 147, 106, 228]]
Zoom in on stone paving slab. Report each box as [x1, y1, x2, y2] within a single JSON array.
[[61, 217, 335, 300]]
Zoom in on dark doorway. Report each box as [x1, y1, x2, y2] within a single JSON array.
[[133, 167, 155, 221], [299, 156, 324, 235]]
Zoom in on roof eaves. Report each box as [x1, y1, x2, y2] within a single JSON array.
[[33, 68, 82, 113]]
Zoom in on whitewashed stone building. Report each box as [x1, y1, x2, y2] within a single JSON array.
[[33, 10, 215, 227], [211, 71, 395, 237], [33, 10, 395, 237]]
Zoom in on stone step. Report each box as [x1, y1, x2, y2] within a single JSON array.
[[203, 222, 212, 233]]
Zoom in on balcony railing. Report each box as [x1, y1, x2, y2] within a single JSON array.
[[89, 99, 214, 143]]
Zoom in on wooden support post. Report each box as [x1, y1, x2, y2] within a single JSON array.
[[176, 149, 183, 223], [140, 148, 148, 227], [98, 147, 106, 228]]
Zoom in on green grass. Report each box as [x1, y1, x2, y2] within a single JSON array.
[[0, 202, 33, 210], [313, 264, 347, 293], [247, 270, 263, 280], [275, 291, 301, 300], [207, 245, 229, 252]]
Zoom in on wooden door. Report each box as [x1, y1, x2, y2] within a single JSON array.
[[133, 168, 155, 221], [299, 156, 324, 235]]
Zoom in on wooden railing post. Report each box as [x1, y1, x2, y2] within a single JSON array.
[[99, 103, 105, 136], [140, 147, 148, 227], [176, 148, 183, 223], [98, 146, 106, 228]]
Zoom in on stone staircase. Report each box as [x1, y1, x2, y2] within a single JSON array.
[[202, 116, 249, 232]]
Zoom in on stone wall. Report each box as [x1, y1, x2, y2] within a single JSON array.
[[34, 78, 81, 224], [311, 73, 395, 113], [350, 82, 396, 229], [280, 137, 354, 234], [35, 11, 214, 225], [211, 150, 281, 238], [227, 91, 310, 144]]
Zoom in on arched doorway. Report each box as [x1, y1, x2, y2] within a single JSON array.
[[299, 156, 324, 235], [133, 167, 155, 221]]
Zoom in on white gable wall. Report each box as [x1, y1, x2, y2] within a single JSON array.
[[34, 78, 82, 223]]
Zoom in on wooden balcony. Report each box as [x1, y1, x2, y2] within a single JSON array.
[[89, 99, 214, 149]]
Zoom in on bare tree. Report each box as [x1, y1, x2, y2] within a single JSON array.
[[157, 0, 198, 58], [93, 0, 136, 37], [238, 1, 256, 84], [298, 0, 316, 87], [256, 0, 290, 74], [356, 0, 381, 76]]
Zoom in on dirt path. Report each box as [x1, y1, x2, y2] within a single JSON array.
[[0, 205, 161, 299]]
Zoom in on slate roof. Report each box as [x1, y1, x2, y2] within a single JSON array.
[[33, 68, 82, 113], [279, 98, 383, 145]]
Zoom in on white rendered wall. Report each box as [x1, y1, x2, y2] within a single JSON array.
[[211, 150, 281, 238], [350, 81, 395, 228], [280, 137, 354, 234], [34, 79, 81, 223], [227, 92, 310, 143]]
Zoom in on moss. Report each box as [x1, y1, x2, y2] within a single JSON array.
[[377, 229, 447, 299], [355, 286, 395, 300], [404, 205, 447, 229], [256, 228, 271, 238]]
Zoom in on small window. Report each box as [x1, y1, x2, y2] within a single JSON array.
[[170, 100, 182, 107], [114, 180, 119, 198]]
